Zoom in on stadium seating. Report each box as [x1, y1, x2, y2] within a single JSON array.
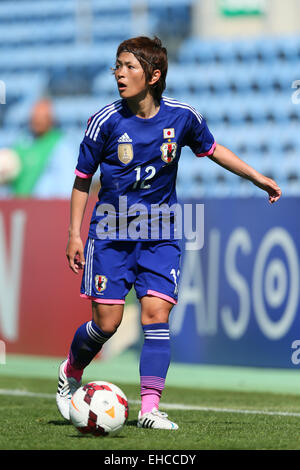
[[0, 0, 299, 197], [174, 33, 300, 196]]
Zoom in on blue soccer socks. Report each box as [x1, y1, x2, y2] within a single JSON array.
[[66, 319, 172, 416], [67, 320, 113, 377]]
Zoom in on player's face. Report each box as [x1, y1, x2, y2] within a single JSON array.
[[114, 52, 148, 100]]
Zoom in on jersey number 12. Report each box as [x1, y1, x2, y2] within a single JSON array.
[[133, 165, 156, 189]]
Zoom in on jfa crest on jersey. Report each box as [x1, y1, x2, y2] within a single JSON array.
[[160, 142, 177, 164]]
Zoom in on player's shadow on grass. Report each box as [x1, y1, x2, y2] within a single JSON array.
[[70, 433, 126, 439], [48, 419, 138, 427], [48, 419, 72, 426], [69, 421, 137, 438], [126, 419, 138, 427]]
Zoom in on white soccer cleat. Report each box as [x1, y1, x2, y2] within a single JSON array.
[[56, 359, 81, 420], [137, 408, 179, 430]]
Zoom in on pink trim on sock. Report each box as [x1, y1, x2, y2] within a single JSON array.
[[141, 376, 165, 390], [64, 356, 83, 382], [141, 376, 165, 414], [141, 391, 162, 415], [146, 290, 177, 305], [80, 294, 125, 304]]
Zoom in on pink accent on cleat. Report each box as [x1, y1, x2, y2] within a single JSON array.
[[64, 356, 83, 382]]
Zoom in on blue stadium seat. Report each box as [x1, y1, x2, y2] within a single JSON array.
[[93, 72, 119, 97], [276, 36, 300, 62], [0, 0, 132, 22], [1, 72, 48, 101], [231, 38, 258, 63], [52, 96, 112, 128], [178, 38, 217, 64], [165, 65, 196, 94], [0, 43, 118, 74], [254, 37, 279, 62], [0, 19, 131, 47], [213, 40, 236, 63], [279, 152, 300, 195], [0, 0, 299, 198]]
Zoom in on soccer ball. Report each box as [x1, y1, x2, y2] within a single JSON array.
[[69, 381, 128, 436]]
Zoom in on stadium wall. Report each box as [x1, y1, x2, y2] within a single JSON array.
[[0, 199, 94, 357], [193, 0, 300, 38], [171, 197, 300, 368], [0, 198, 299, 368]]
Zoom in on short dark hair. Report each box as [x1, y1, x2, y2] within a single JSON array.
[[116, 36, 168, 102]]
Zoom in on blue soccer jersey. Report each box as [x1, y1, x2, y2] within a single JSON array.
[[75, 96, 216, 240]]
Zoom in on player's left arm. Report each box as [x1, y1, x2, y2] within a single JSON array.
[[209, 143, 282, 204]]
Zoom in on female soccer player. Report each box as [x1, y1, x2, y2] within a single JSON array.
[[56, 36, 281, 430]]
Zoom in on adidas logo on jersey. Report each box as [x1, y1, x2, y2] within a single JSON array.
[[118, 133, 132, 143]]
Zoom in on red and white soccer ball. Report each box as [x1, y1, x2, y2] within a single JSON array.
[[69, 381, 128, 436]]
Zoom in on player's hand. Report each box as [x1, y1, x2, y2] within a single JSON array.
[[254, 175, 282, 204], [66, 235, 85, 274]]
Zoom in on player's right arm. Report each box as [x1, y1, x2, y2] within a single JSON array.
[[66, 103, 117, 271], [66, 109, 107, 273], [66, 176, 92, 274]]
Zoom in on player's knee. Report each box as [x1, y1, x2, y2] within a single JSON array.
[[141, 307, 171, 325], [140, 295, 174, 325], [92, 315, 120, 335], [92, 302, 123, 335]]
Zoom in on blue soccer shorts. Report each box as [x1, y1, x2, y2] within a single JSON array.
[[80, 238, 181, 305]]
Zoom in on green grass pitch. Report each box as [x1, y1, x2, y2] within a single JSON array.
[[0, 375, 300, 450]]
